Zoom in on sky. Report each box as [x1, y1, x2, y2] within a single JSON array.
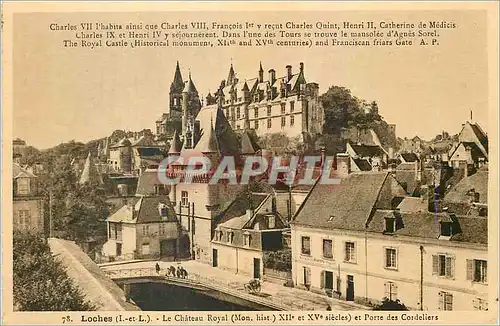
[[12, 10, 489, 149]]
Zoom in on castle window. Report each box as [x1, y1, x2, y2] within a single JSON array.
[[267, 119, 272, 129], [267, 105, 271, 116], [254, 108, 258, 118], [290, 101, 295, 112], [281, 116, 286, 128], [281, 103, 286, 114], [290, 115, 295, 126]]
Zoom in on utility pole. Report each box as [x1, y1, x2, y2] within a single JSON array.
[[49, 190, 53, 239]]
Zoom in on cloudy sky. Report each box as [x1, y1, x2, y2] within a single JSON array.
[[12, 8, 489, 149]]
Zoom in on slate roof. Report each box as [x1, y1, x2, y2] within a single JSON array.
[[444, 169, 488, 204], [349, 143, 386, 157], [193, 104, 240, 156], [469, 123, 488, 153], [353, 158, 372, 171], [400, 152, 419, 162], [136, 147, 163, 157], [216, 192, 269, 226], [136, 169, 166, 196], [292, 172, 390, 231], [168, 130, 183, 154], [367, 210, 487, 245], [240, 131, 261, 155], [136, 196, 177, 223]]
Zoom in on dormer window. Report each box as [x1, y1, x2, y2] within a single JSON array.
[[385, 217, 395, 234], [440, 221, 453, 237], [267, 215, 275, 229], [158, 203, 168, 217]]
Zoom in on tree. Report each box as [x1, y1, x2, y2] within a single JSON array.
[[13, 231, 95, 311], [373, 298, 409, 311]]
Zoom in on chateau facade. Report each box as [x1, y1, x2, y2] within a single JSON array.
[[206, 62, 323, 139]]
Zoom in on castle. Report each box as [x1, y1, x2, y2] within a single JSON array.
[[156, 61, 324, 142]]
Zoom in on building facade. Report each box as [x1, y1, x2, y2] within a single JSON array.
[[291, 171, 489, 311], [13, 163, 44, 234], [207, 62, 323, 139]]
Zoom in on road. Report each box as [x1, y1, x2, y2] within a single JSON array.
[[100, 260, 370, 311]]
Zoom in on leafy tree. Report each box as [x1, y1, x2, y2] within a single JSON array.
[[373, 298, 409, 311], [13, 231, 95, 311]]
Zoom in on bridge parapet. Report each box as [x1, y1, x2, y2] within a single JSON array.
[[103, 267, 307, 311]]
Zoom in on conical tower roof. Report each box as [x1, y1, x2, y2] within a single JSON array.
[[170, 61, 184, 92], [79, 152, 103, 185], [182, 72, 198, 94], [195, 118, 219, 153], [227, 63, 236, 85], [241, 131, 261, 155], [168, 129, 183, 154]]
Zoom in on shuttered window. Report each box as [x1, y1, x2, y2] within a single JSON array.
[[384, 281, 398, 301], [432, 254, 455, 278], [467, 259, 487, 283], [438, 292, 453, 311]]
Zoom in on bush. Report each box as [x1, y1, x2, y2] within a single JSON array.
[[373, 298, 409, 311], [13, 231, 95, 311], [263, 249, 292, 272]]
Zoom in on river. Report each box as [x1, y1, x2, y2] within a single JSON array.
[[128, 283, 273, 311]]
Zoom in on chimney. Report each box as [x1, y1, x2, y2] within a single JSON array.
[[269, 69, 276, 85], [336, 153, 351, 178], [286, 65, 292, 81]]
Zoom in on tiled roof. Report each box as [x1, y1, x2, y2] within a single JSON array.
[[444, 169, 488, 204], [292, 172, 390, 231]]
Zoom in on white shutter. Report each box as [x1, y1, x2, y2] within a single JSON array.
[[432, 255, 439, 275], [466, 259, 474, 280]]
